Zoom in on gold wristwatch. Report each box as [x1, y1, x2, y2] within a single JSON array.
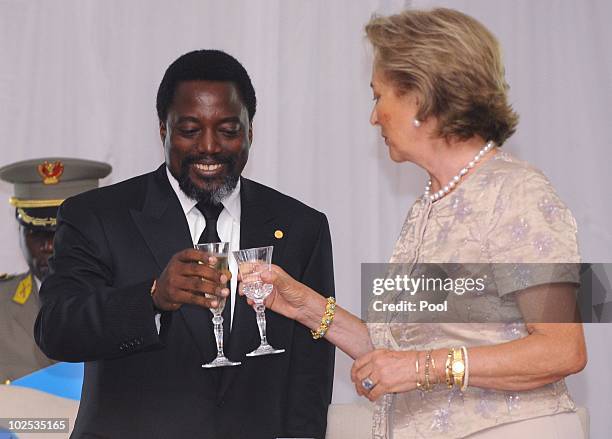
[[450, 348, 465, 389]]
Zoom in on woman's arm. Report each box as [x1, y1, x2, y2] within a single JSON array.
[[258, 265, 374, 359], [255, 267, 586, 401], [458, 282, 587, 389], [351, 282, 587, 401]]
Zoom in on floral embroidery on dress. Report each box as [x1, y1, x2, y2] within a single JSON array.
[[538, 196, 564, 223], [430, 408, 453, 432], [505, 392, 521, 412], [510, 217, 530, 241], [494, 151, 513, 162], [533, 232, 554, 256], [493, 192, 507, 216], [502, 321, 525, 340], [474, 389, 499, 419], [450, 191, 472, 222], [478, 173, 492, 189], [436, 221, 452, 244], [448, 387, 465, 405]]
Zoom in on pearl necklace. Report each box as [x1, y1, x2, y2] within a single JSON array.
[[424, 140, 495, 202]]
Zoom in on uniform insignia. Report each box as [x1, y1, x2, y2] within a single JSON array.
[[274, 230, 284, 239], [12, 274, 33, 305], [37, 160, 64, 185]]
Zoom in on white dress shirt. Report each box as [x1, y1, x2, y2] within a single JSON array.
[[155, 167, 241, 332]]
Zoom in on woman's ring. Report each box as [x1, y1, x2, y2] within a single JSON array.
[[361, 377, 376, 391]]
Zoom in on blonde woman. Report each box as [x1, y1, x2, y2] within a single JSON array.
[[243, 8, 586, 439]]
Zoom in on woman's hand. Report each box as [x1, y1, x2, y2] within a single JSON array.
[[351, 349, 416, 401], [239, 264, 312, 321]]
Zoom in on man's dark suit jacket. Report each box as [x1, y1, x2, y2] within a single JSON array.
[[34, 165, 335, 439]]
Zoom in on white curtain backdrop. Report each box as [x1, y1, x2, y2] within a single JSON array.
[[1, 0, 610, 436]]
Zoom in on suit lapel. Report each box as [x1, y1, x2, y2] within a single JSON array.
[[130, 165, 216, 363], [130, 166, 192, 271], [218, 178, 290, 400]]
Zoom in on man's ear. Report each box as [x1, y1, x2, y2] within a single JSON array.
[[159, 121, 167, 144], [248, 123, 253, 145]]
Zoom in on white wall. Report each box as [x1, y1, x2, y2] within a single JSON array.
[[1, 0, 610, 436]]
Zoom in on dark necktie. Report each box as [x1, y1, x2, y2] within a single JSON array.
[[196, 202, 223, 244], [195, 202, 232, 349]]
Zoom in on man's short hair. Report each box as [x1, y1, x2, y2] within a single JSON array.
[[156, 50, 257, 123]]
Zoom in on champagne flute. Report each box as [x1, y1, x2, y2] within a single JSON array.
[[233, 246, 285, 356], [195, 242, 241, 368]]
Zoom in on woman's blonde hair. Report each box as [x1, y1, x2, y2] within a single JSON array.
[[365, 8, 518, 145]]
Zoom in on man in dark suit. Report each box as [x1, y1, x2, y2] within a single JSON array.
[[35, 50, 335, 439]]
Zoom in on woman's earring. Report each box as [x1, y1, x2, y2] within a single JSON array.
[[413, 118, 421, 128]]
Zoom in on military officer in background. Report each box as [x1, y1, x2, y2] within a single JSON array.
[[0, 158, 111, 383]]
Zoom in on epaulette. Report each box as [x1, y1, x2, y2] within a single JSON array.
[[12, 274, 33, 304]]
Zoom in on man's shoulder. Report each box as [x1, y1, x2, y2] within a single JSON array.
[[62, 168, 157, 211], [0, 272, 30, 301], [242, 178, 326, 219]]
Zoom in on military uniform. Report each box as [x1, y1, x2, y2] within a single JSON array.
[[0, 272, 55, 382], [0, 157, 111, 382]]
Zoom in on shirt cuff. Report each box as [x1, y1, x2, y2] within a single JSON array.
[[154, 312, 161, 334]]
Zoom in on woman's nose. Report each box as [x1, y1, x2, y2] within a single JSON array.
[[369, 107, 378, 126]]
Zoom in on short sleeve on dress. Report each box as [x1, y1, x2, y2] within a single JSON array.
[[485, 166, 580, 296]]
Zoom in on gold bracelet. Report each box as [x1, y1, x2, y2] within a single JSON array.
[[445, 349, 454, 388], [311, 297, 336, 340], [415, 353, 422, 390], [451, 347, 466, 390], [461, 346, 469, 391], [431, 354, 440, 386], [424, 350, 432, 391]]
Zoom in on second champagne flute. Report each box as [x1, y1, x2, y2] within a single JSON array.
[[233, 246, 285, 356]]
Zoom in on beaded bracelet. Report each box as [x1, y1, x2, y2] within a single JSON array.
[[311, 297, 336, 340], [424, 350, 431, 390]]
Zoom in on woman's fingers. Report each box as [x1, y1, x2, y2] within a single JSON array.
[[351, 351, 375, 383], [259, 267, 279, 285]]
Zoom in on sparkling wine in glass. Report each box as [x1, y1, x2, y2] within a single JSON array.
[[195, 242, 241, 368], [233, 246, 285, 357]]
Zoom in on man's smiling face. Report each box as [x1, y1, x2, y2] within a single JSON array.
[[160, 80, 252, 204]]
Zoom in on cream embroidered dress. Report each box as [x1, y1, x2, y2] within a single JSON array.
[[369, 152, 580, 438]]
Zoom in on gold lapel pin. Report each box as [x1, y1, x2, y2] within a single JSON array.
[[274, 230, 284, 239]]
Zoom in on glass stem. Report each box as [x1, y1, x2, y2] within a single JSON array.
[[255, 303, 268, 345], [214, 316, 224, 356]]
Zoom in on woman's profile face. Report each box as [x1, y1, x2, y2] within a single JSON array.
[[369, 66, 424, 163]]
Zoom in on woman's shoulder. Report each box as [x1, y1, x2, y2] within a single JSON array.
[[481, 151, 551, 187], [472, 151, 563, 210], [480, 151, 580, 263]]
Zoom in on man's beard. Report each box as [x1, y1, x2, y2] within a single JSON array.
[[177, 155, 240, 205]]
